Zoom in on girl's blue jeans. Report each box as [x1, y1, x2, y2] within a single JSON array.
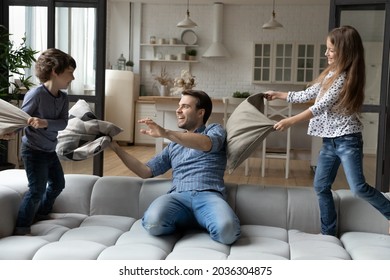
[[142, 190, 241, 245], [314, 132, 390, 235]]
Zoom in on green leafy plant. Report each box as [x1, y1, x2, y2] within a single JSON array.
[[0, 25, 37, 168], [0, 25, 38, 101], [186, 49, 197, 56], [126, 60, 134, 67], [232, 91, 250, 98]]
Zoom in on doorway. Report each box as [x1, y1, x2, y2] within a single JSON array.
[[2, 0, 107, 176], [329, 0, 390, 192]]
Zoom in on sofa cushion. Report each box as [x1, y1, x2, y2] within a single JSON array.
[[336, 189, 389, 235], [340, 232, 390, 260], [228, 225, 289, 260], [60, 226, 123, 247], [98, 243, 169, 260], [139, 178, 172, 215], [33, 240, 107, 260], [286, 187, 322, 233], [0, 235, 49, 260], [288, 230, 351, 260], [235, 185, 288, 228], [54, 174, 99, 215], [0, 169, 28, 194], [0, 186, 21, 237], [166, 230, 230, 260], [99, 220, 180, 260], [90, 176, 143, 217]]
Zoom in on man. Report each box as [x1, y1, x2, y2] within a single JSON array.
[[110, 90, 240, 245]]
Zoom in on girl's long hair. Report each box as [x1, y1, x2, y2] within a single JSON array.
[[310, 25, 365, 115]]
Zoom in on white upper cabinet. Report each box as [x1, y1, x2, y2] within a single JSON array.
[[253, 42, 326, 85]]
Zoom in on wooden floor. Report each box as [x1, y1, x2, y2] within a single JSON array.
[[62, 144, 377, 191]]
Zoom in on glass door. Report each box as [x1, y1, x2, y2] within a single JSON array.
[[5, 0, 107, 176], [329, 0, 390, 192]]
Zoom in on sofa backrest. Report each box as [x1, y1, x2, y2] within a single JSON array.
[[1, 169, 389, 237], [54, 175, 324, 233], [336, 189, 389, 235], [232, 184, 323, 233]]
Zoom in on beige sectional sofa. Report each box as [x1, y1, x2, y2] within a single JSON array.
[[0, 169, 389, 260]]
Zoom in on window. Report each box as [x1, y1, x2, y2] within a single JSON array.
[[55, 7, 97, 96]]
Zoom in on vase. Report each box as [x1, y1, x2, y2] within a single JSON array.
[[159, 85, 169, 96]]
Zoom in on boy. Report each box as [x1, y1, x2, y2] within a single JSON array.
[[13, 48, 76, 235]]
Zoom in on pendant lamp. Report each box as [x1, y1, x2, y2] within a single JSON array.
[[262, 0, 283, 29], [177, 0, 197, 28]]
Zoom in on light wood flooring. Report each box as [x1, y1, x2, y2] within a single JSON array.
[[62, 144, 377, 191]]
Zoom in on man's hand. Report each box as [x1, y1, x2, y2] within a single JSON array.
[[138, 118, 166, 138]]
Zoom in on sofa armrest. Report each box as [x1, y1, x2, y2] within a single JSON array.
[[0, 186, 21, 238], [337, 189, 389, 235]]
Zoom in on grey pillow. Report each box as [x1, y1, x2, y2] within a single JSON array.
[[226, 92, 275, 174]]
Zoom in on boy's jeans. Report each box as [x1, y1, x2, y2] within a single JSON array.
[[15, 144, 65, 231]]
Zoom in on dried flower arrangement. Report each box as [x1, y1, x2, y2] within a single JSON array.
[[170, 70, 196, 96], [154, 66, 173, 86]]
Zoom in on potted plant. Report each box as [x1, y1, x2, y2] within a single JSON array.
[[125, 60, 134, 71], [186, 49, 197, 61], [0, 25, 37, 101], [0, 25, 38, 170]]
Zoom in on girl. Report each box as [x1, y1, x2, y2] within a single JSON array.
[[264, 25, 390, 236]]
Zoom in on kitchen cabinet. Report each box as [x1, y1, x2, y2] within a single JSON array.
[[253, 42, 325, 84], [274, 43, 293, 82]]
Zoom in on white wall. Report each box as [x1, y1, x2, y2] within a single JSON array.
[[106, 2, 330, 151], [107, 2, 329, 97], [106, 0, 131, 69]]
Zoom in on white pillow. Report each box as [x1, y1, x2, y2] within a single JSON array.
[[56, 99, 123, 161], [0, 99, 29, 135]]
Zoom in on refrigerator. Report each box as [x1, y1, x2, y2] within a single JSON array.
[[105, 69, 139, 144]]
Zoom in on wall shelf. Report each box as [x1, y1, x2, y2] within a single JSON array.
[[140, 43, 198, 47], [140, 43, 199, 71], [140, 59, 198, 63]]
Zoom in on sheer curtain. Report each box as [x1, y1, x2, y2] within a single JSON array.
[[9, 6, 47, 86], [55, 7, 96, 96]]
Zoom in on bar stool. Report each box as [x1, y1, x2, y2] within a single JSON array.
[[222, 97, 250, 176], [261, 99, 292, 179]]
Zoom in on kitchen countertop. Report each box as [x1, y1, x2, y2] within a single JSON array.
[[137, 95, 225, 104], [137, 96, 313, 106]]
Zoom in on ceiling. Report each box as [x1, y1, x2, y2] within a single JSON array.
[[112, 0, 329, 6]]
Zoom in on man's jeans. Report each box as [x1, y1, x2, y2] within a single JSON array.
[[314, 133, 390, 235], [15, 144, 65, 231], [142, 190, 241, 245]]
